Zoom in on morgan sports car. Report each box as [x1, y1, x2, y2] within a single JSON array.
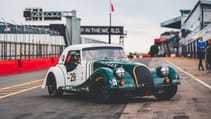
[[42, 43, 180, 103]]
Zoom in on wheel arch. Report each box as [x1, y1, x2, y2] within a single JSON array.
[[92, 67, 114, 81], [89, 67, 115, 88], [89, 68, 114, 103], [41, 66, 65, 89]]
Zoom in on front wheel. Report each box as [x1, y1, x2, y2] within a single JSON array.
[[90, 75, 111, 103], [47, 73, 63, 97], [154, 85, 177, 100]]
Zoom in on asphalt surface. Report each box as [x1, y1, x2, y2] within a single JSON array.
[[0, 70, 47, 88], [120, 57, 211, 119], [0, 57, 211, 119], [166, 57, 211, 87]]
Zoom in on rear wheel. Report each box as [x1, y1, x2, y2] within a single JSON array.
[[47, 73, 63, 97], [154, 85, 177, 100], [90, 74, 111, 103]]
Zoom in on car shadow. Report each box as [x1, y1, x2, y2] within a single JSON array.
[[40, 93, 180, 104]]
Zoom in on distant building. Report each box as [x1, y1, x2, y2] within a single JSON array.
[[160, 0, 211, 58], [154, 31, 179, 57]]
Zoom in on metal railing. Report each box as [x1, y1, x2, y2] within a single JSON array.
[[0, 21, 65, 60], [0, 41, 64, 60]]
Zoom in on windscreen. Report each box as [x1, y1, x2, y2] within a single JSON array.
[[82, 47, 127, 60]]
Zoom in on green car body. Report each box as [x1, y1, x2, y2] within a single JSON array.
[[79, 59, 180, 97]]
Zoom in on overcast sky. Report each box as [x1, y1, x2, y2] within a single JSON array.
[[0, 0, 199, 53]]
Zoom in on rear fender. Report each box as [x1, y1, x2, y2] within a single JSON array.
[[41, 66, 65, 89]]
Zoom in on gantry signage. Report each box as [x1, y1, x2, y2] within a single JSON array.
[[81, 26, 124, 35], [23, 8, 68, 21], [23, 8, 124, 35]]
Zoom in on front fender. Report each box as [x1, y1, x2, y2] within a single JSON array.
[[92, 67, 114, 81], [91, 67, 118, 88], [92, 67, 136, 89], [150, 64, 180, 86], [41, 65, 65, 89]]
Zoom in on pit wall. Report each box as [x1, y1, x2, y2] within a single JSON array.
[[0, 57, 59, 76]]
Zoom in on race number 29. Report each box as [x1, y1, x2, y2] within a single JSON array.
[[69, 72, 76, 82]]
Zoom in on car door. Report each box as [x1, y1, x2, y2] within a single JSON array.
[[64, 50, 85, 86]]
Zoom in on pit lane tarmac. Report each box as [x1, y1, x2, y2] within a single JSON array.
[[0, 58, 211, 119], [0, 79, 42, 99]]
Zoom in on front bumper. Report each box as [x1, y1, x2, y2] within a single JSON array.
[[109, 87, 155, 97]]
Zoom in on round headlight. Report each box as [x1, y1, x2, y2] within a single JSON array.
[[160, 66, 169, 76], [115, 67, 125, 79]]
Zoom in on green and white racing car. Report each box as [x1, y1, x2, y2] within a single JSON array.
[[42, 43, 180, 103]]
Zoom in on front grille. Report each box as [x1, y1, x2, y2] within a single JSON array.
[[134, 66, 154, 89]]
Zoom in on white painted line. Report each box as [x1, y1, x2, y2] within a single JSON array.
[[167, 60, 211, 90]]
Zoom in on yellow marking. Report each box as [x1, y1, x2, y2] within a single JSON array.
[[0, 79, 43, 91], [0, 79, 43, 99], [132, 66, 139, 88], [0, 85, 41, 99], [0, 92, 9, 95]]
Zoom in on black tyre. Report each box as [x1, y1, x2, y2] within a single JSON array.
[[47, 73, 63, 97], [154, 85, 177, 100], [90, 75, 110, 103]]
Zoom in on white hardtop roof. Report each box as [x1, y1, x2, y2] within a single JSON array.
[[65, 43, 123, 51]]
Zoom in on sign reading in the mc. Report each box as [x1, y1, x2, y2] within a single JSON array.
[[81, 26, 124, 35]]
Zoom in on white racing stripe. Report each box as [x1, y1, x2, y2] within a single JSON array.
[[86, 61, 94, 79], [167, 60, 211, 90]]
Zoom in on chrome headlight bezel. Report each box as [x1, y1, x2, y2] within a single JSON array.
[[160, 66, 169, 76], [115, 67, 125, 79]]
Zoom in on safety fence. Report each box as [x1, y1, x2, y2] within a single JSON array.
[[0, 41, 64, 60], [0, 41, 64, 76], [0, 21, 66, 75]]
